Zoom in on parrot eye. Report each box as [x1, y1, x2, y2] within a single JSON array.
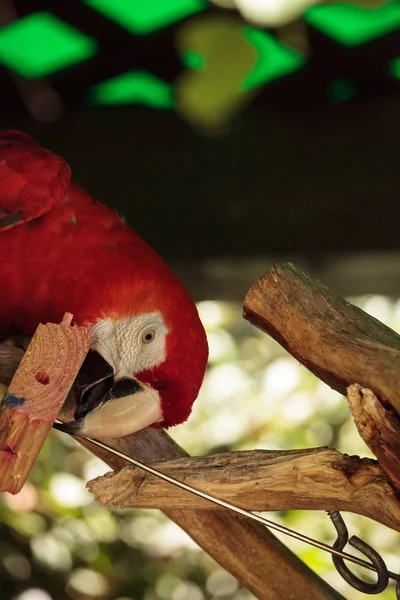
[[142, 329, 156, 344]]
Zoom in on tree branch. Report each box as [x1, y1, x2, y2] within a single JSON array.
[[243, 262, 400, 488], [87, 446, 400, 532], [0, 340, 342, 600], [61, 404, 344, 600]]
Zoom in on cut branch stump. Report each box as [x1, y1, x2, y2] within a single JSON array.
[[347, 384, 400, 489]]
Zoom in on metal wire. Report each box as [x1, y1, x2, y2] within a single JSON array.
[[53, 419, 400, 585]]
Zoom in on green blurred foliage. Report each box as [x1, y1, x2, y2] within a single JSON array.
[[1, 295, 399, 600]]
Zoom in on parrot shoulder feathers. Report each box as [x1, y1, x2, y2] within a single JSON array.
[[0, 130, 71, 231]]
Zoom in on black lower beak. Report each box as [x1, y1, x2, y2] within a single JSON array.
[[73, 350, 114, 418], [55, 377, 114, 437], [56, 351, 145, 437], [74, 376, 113, 420], [56, 377, 144, 437], [56, 351, 162, 440], [53, 418, 83, 436]]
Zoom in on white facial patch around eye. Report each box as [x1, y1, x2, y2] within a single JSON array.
[[91, 312, 168, 379]]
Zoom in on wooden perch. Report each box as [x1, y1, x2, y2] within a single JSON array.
[[88, 446, 400, 531], [0, 314, 90, 494], [57, 400, 344, 600], [8, 259, 400, 600], [0, 336, 340, 600], [243, 262, 400, 488], [2, 262, 399, 599]]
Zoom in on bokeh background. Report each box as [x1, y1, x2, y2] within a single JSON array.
[[0, 1, 400, 599]]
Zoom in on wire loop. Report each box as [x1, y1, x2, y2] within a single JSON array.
[[327, 511, 389, 594]]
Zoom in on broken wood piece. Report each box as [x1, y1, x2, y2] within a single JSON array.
[[87, 446, 400, 533], [347, 384, 400, 489], [0, 313, 90, 494]]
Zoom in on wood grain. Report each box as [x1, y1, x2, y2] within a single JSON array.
[[243, 262, 400, 488], [0, 315, 90, 493], [87, 446, 400, 533], [243, 262, 400, 414], [57, 400, 344, 600], [347, 384, 400, 489]]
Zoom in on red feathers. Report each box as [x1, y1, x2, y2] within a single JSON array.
[[0, 131, 208, 428], [0, 131, 70, 230]]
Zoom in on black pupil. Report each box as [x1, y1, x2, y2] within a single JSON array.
[[145, 332, 153, 341]]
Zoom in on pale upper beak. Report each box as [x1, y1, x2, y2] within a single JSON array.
[[56, 352, 163, 440]]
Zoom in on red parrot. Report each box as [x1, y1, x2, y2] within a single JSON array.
[[0, 130, 208, 439]]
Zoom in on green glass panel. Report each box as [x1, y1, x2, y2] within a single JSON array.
[[0, 11, 97, 78], [242, 28, 305, 90], [327, 78, 357, 102], [305, 1, 400, 47], [182, 51, 206, 70], [390, 56, 400, 79], [85, 0, 206, 35], [87, 70, 174, 108]]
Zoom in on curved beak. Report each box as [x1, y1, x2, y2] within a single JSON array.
[[57, 352, 163, 439]]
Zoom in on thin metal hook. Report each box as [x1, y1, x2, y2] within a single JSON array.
[[327, 511, 389, 594]]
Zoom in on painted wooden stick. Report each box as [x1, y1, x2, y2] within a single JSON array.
[[0, 313, 90, 494]]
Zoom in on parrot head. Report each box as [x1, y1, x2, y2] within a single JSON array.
[[58, 274, 209, 440], [0, 129, 208, 441]]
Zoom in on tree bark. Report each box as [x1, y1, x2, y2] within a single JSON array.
[[0, 340, 343, 600], [347, 384, 400, 489], [61, 420, 344, 600], [243, 262, 400, 489], [87, 446, 400, 533]]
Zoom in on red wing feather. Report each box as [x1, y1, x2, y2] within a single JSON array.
[[0, 130, 71, 230]]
